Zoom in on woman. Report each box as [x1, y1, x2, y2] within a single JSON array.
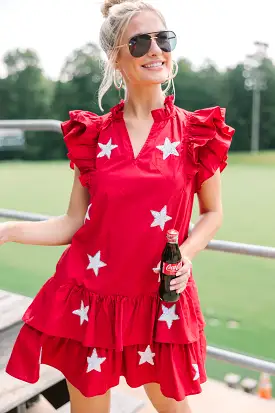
[[1, 0, 235, 412]]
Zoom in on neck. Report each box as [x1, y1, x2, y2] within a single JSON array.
[[123, 84, 166, 120]]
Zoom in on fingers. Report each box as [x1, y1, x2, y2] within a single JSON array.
[[170, 273, 189, 292], [153, 256, 192, 294], [153, 262, 161, 273], [171, 256, 192, 294], [176, 256, 192, 276]]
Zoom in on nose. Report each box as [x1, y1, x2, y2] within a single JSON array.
[[148, 37, 162, 55]]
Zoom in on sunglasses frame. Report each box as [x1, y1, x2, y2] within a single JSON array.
[[115, 30, 177, 58]]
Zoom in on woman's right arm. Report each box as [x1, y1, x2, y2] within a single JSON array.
[[0, 167, 89, 247]]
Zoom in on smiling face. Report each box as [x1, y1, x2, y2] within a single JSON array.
[[115, 10, 173, 87]]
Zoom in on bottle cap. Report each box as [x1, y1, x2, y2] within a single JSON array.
[[166, 229, 179, 243]]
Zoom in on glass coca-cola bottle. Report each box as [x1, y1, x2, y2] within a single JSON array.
[[159, 229, 182, 303]]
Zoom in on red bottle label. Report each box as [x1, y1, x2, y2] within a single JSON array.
[[162, 261, 182, 276]]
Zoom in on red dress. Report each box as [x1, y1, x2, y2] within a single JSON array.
[[6, 95, 234, 401]]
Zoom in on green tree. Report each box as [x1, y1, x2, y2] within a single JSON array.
[[2, 44, 275, 158], [0, 48, 54, 160], [174, 58, 223, 112]]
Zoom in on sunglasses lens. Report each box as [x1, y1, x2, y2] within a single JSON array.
[[128, 31, 177, 57], [157, 31, 177, 53], [129, 34, 151, 57]]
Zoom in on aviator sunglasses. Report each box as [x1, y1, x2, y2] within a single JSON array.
[[116, 30, 177, 58]]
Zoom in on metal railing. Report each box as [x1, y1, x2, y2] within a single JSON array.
[[1, 119, 275, 376], [0, 119, 61, 134]]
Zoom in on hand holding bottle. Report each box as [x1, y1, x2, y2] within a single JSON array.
[[154, 255, 192, 294], [154, 229, 192, 300]]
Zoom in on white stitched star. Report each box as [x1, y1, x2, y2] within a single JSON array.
[[158, 304, 180, 329], [84, 204, 92, 222], [72, 300, 89, 325], [192, 363, 200, 380], [156, 137, 180, 160], [150, 205, 172, 231], [138, 345, 155, 366], [87, 251, 107, 276], [97, 138, 118, 159], [87, 349, 106, 373]]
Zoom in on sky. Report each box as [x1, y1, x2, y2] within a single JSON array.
[[0, 0, 274, 79]]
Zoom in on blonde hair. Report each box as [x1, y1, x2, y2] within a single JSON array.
[[98, 0, 170, 111]]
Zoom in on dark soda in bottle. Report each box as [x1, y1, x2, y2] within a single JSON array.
[[159, 229, 182, 303]]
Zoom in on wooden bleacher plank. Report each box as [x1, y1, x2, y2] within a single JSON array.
[[188, 379, 275, 413], [0, 289, 32, 332], [57, 388, 145, 413], [27, 395, 56, 413], [0, 290, 64, 413], [0, 367, 64, 413], [0, 322, 22, 369], [56, 403, 69, 413]]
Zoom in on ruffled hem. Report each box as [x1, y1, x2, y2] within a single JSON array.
[[187, 106, 235, 191], [22, 276, 204, 351], [6, 324, 207, 401]]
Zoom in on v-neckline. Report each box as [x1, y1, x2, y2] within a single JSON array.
[[109, 95, 176, 161], [121, 117, 157, 161]]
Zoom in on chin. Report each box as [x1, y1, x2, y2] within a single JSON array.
[[140, 72, 169, 85]]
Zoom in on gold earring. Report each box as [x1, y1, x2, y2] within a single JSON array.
[[113, 69, 123, 90], [167, 60, 178, 80]]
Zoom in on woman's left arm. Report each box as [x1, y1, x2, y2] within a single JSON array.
[[179, 169, 223, 260], [170, 169, 223, 294]]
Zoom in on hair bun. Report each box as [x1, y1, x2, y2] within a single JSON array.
[[101, 0, 137, 18]]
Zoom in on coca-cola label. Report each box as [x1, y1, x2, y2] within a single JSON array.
[[162, 261, 182, 276]]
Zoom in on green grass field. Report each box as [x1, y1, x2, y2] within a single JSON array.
[[1, 154, 275, 384]]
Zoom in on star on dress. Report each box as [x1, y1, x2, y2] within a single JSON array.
[[138, 345, 155, 366], [72, 300, 89, 325], [192, 363, 200, 380], [84, 204, 92, 222], [87, 251, 107, 276], [156, 137, 180, 160], [86, 349, 106, 373], [97, 138, 118, 159], [150, 205, 172, 231], [158, 304, 180, 329]]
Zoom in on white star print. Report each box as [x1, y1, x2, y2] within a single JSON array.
[[72, 300, 89, 325], [138, 345, 155, 366], [87, 349, 106, 373], [87, 251, 107, 276], [192, 363, 200, 380], [97, 138, 118, 159], [150, 205, 172, 231], [158, 304, 180, 329], [156, 137, 180, 160], [84, 204, 92, 222]]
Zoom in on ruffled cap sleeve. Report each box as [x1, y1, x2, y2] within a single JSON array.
[[188, 106, 235, 191], [61, 110, 102, 187]]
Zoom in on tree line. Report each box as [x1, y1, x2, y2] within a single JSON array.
[[1, 43, 275, 161]]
